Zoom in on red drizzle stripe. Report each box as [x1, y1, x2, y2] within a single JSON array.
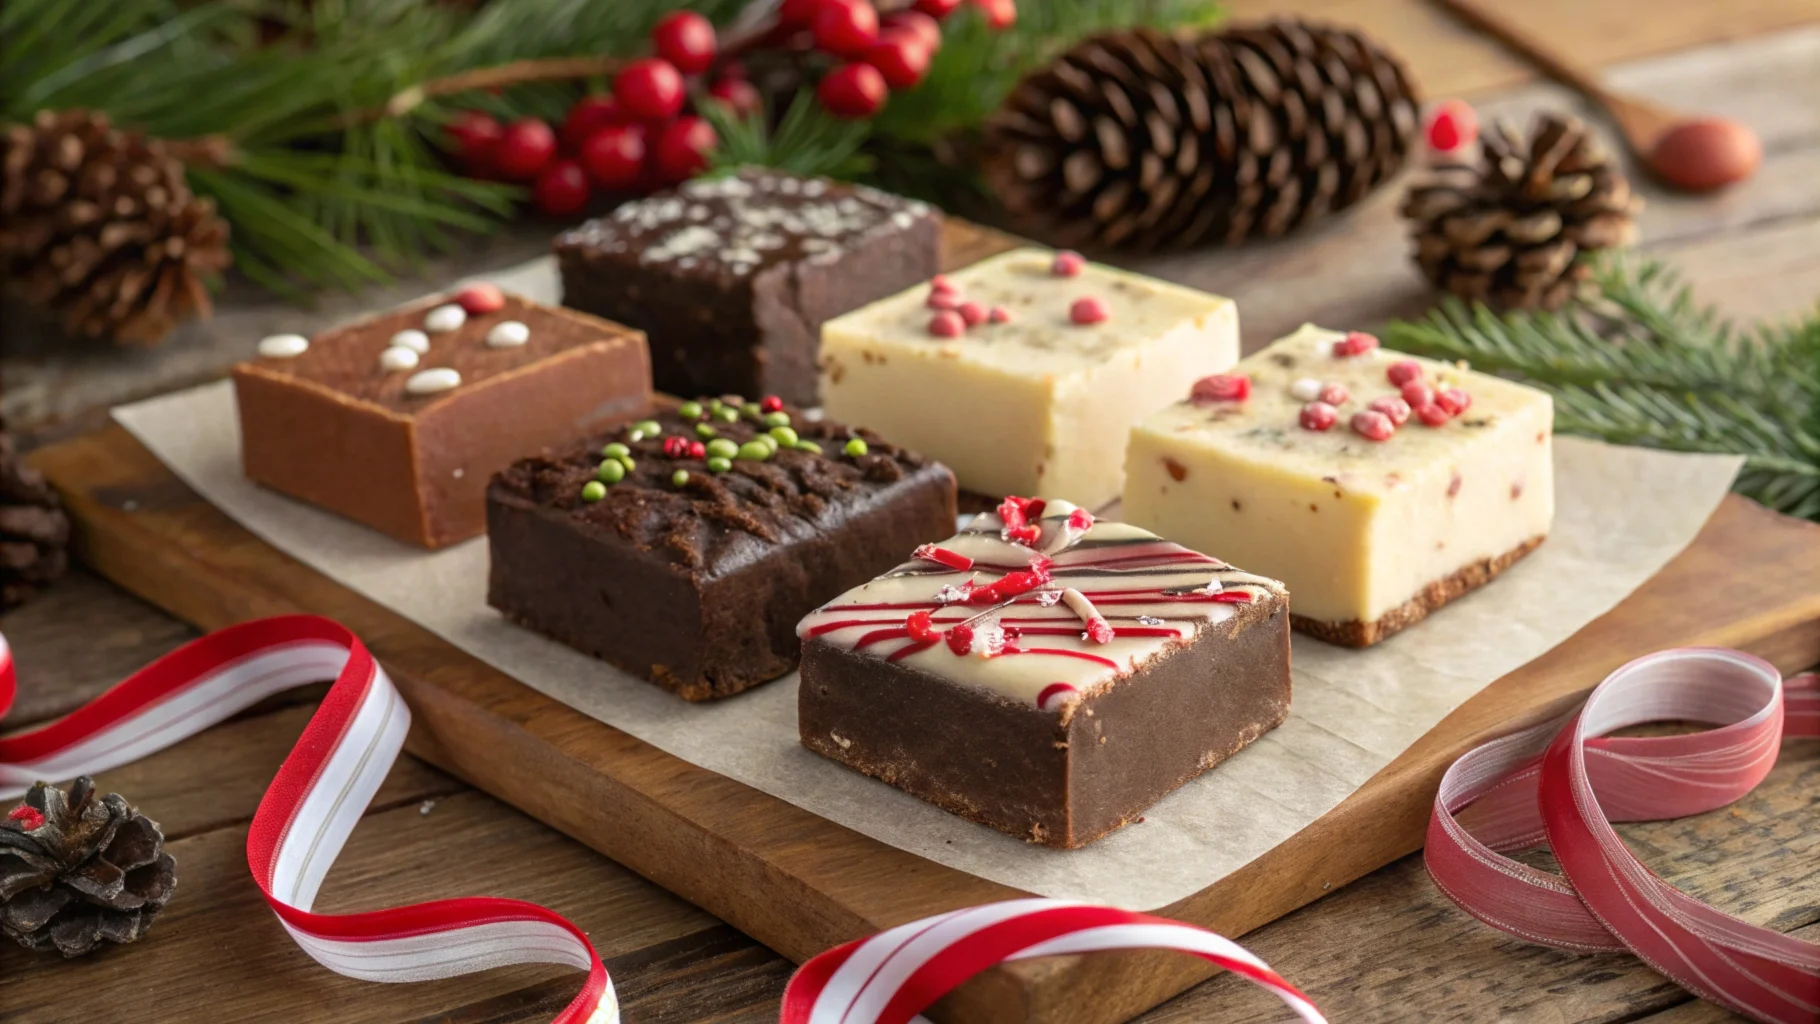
[[1006, 647, 1121, 669], [853, 628, 910, 650], [887, 639, 938, 662]]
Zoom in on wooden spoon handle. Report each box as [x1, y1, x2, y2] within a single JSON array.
[[1434, 0, 1613, 101]]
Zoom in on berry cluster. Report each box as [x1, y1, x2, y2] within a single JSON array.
[[923, 274, 1010, 337], [1295, 337, 1474, 442]]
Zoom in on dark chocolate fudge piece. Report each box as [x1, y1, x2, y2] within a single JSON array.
[[234, 289, 650, 548], [797, 499, 1291, 847], [487, 397, 957, 701], [554, 169, 940, 406]]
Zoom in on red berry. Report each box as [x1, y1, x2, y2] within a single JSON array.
[[1191, 373, 1251, 403], [1051, 250, 1085, 276], [1415, 402, 1452, 427], [761, 395, 785, 413], [988, 305, 1012, 323], [652, 11, 717, 75], [1299, 401, 1338, 431], [1319, 383, 1350, 406], [1426, 99, 1479, 153], [615, 58, 686, 121], [863, 34, 931, 89], [1351, 409, 1395, 441], [1400, 381, 1435, 408], [929, 310, 965, 337], [1369, 396, 1412, 426], [496, 118, 558, 181], [706, 78, 763, 119], [914, 0, 962, 16], [445, 110, 504, 173], [817, 62, 888, 119], [813, 0, 879, 57], [882, 11, 943, 50], [975, 0, 1016, 29], [1070, 296, 1109, 325], [532, 159, 591, 217], [456, 282, 505, 315], [580, 125, 647, 189], [652, 116, 717, 183], [1386, 359, 1424, 387], [779, 0, 826, 27], [1437, 387, 1473, 415], [561, 95, 623, 151], [689, 440, 707, 459], [958, 300, 987, 326]]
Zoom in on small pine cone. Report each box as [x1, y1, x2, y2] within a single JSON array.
[[0, 109, 231, 346], [1401, 112, 1642, 310], [0, 425, 69, 610], [2, 777, 177, 957]]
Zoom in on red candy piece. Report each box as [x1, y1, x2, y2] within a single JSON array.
[[1369, 396, 1412, 426], [614, 58, 686, 121], [967, 567, 1050, 604], [1426, 99, 1479, 153], [456, 282, 505, 315], [928, 310, 965, 337], [818, 62, 888, 119], [1438, 387, 1473, 415], [988, 306, 1011, 323], [813, 0, 880, 57], [944, 623, 975, 655], [1299, 401, 1338, 431], [531, 159, 590, 217], [1051, 250, 1085, 277], [905, 609, 940, 643], [663, 435, 692, 458], [1084, 618, 1115, 645], [7, 804, 45, 830], [1069, 296, 1109, 325], [1400, 382, 1435, 408], [1415, 402, 1452, 427], [1067, 507, 1094, 532], [1190, 373, 1251, 403], [651, 11, 717, 75], [1386, 359, 1424, 387], [1332, 331, 1380, 358], [996, 496, 1046, 544], [926, 289, 960, 310], [958, 301, 987, 326], [914, 543, 973, 571], [761, 395, 785, 413], [1351, 409, 1396, 441], [1318, 382, 1350, 406], [496, 118, 558, 181]]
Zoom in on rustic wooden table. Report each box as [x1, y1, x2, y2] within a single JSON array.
[[3, 3, 1818, 1021]]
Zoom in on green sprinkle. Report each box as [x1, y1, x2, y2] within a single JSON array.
[[626, 428, 647, 443], [743, 403, 764, 420], [706, 456, 733, 474], [706, 438, 740, 459], [762, 411, 791, 429], [596, 459, 626, 484], [756, 433, 779, 454], [616, 456, 636, 473], [695, 422, 718, 439], [795, 440, 823, 454], [633, 419, 661, 435], [715, 406, 740, 423], [844, 438, 869, 457], [601, 442, 630, 459], [581, 481, 607, 502], [768, 426, 799, 447], [677, 401, 703, 419], [736, 441, 772, 461], [671, 469, 690, 487]]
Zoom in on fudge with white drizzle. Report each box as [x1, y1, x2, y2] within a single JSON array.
[[797, 496, 1289, 848], [234, 284, 650, 548], [1123, 323, 1553, 647], [555, 168, 939, 406]]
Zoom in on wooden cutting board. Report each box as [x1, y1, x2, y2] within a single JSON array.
[[30, 223, 1820, 1022]]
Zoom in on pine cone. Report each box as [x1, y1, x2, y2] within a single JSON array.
[[981, 20, 1420, 252], [0, 425, 69, 610], [1401, 112, 1642, 310], [0, 109, 231, 346], [2, 777, 176, 957]]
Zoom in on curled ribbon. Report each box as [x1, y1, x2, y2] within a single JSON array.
[[1427, 647, 1820, 1023], [0, 614, 1323, 1023]]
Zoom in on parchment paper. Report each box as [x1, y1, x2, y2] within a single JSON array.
[[111, 257, 1742, 909]]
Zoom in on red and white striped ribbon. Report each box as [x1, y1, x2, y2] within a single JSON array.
[[1427, 647, 1820, 1022], [0, 613, 1321, 1023]]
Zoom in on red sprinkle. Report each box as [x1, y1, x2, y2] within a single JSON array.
[[988, 305, 1012, 323], [1066, 508, 1095, 532], [928, 310, 966, 337], [689, 440, 707, 459], [1084, 618, 1115, 644], [1438, 387, 1473, 415], [967, 564, 1052, 604], [1415, 402, 1452, 427], [927, 289, 961, 310], [1051, 250, 1085, 277], [1299, 401, 1338, 431], [958, 301, 987, 326], [6, 805, 43, 831], [905, 610, 941, 643], [1400, 382, 1435, 408], [1069, 296, 1109, 325], [663, 435, 692, 457], [760, 394, 784, 413], [997, 495, 1047, 546], [913, 544, 974, 571], [1318, 383, 1351, 406], [1386, 360, 1424, 387], [1332, 331, 1380, 357], [1190, 373, 1251, 403], [455, 282, 506, 315], [1351, 409, 1396, 441], [945, 623, 975, 655], [1369, 396, 1412, 426]]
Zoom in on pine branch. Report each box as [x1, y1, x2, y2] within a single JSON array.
[[703, 91, 875, 181]]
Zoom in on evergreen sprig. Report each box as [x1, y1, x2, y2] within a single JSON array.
[[1387, 257, 1820, 521]]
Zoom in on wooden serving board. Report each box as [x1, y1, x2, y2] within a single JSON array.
[[29, 223, 1820, 1022]]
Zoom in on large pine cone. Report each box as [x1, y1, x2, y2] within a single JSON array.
[[0, 425, 68, 610], [2, 777, 176, 957], [1401, 112, 1641, 310], [982, 20, 1421, 251], [0, 109, 231, 345]]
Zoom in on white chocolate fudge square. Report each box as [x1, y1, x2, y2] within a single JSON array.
[[1122, 324, 1554, 646], [819, 248, 1237, 508]]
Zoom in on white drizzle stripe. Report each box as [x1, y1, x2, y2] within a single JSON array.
[[798, 501, 1285, 706]]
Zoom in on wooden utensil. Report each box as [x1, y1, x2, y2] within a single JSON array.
[[1437, 0, 1760, 191]]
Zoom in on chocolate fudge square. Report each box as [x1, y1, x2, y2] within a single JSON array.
[[797, 499, 1291, 847], [234, 290, 650, 549], [554, 168, 940, 406], [487, 398, 957, 701]]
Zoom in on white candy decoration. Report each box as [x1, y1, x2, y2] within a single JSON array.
[[423, 304, 466, 333], [257, 334, 310, 359], [379, 346, 420, 372], [405, 368, 462, 395], [390, 329, 431, 353], [486, 320, 530, 348], [1289, 377, 1324, 402]]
